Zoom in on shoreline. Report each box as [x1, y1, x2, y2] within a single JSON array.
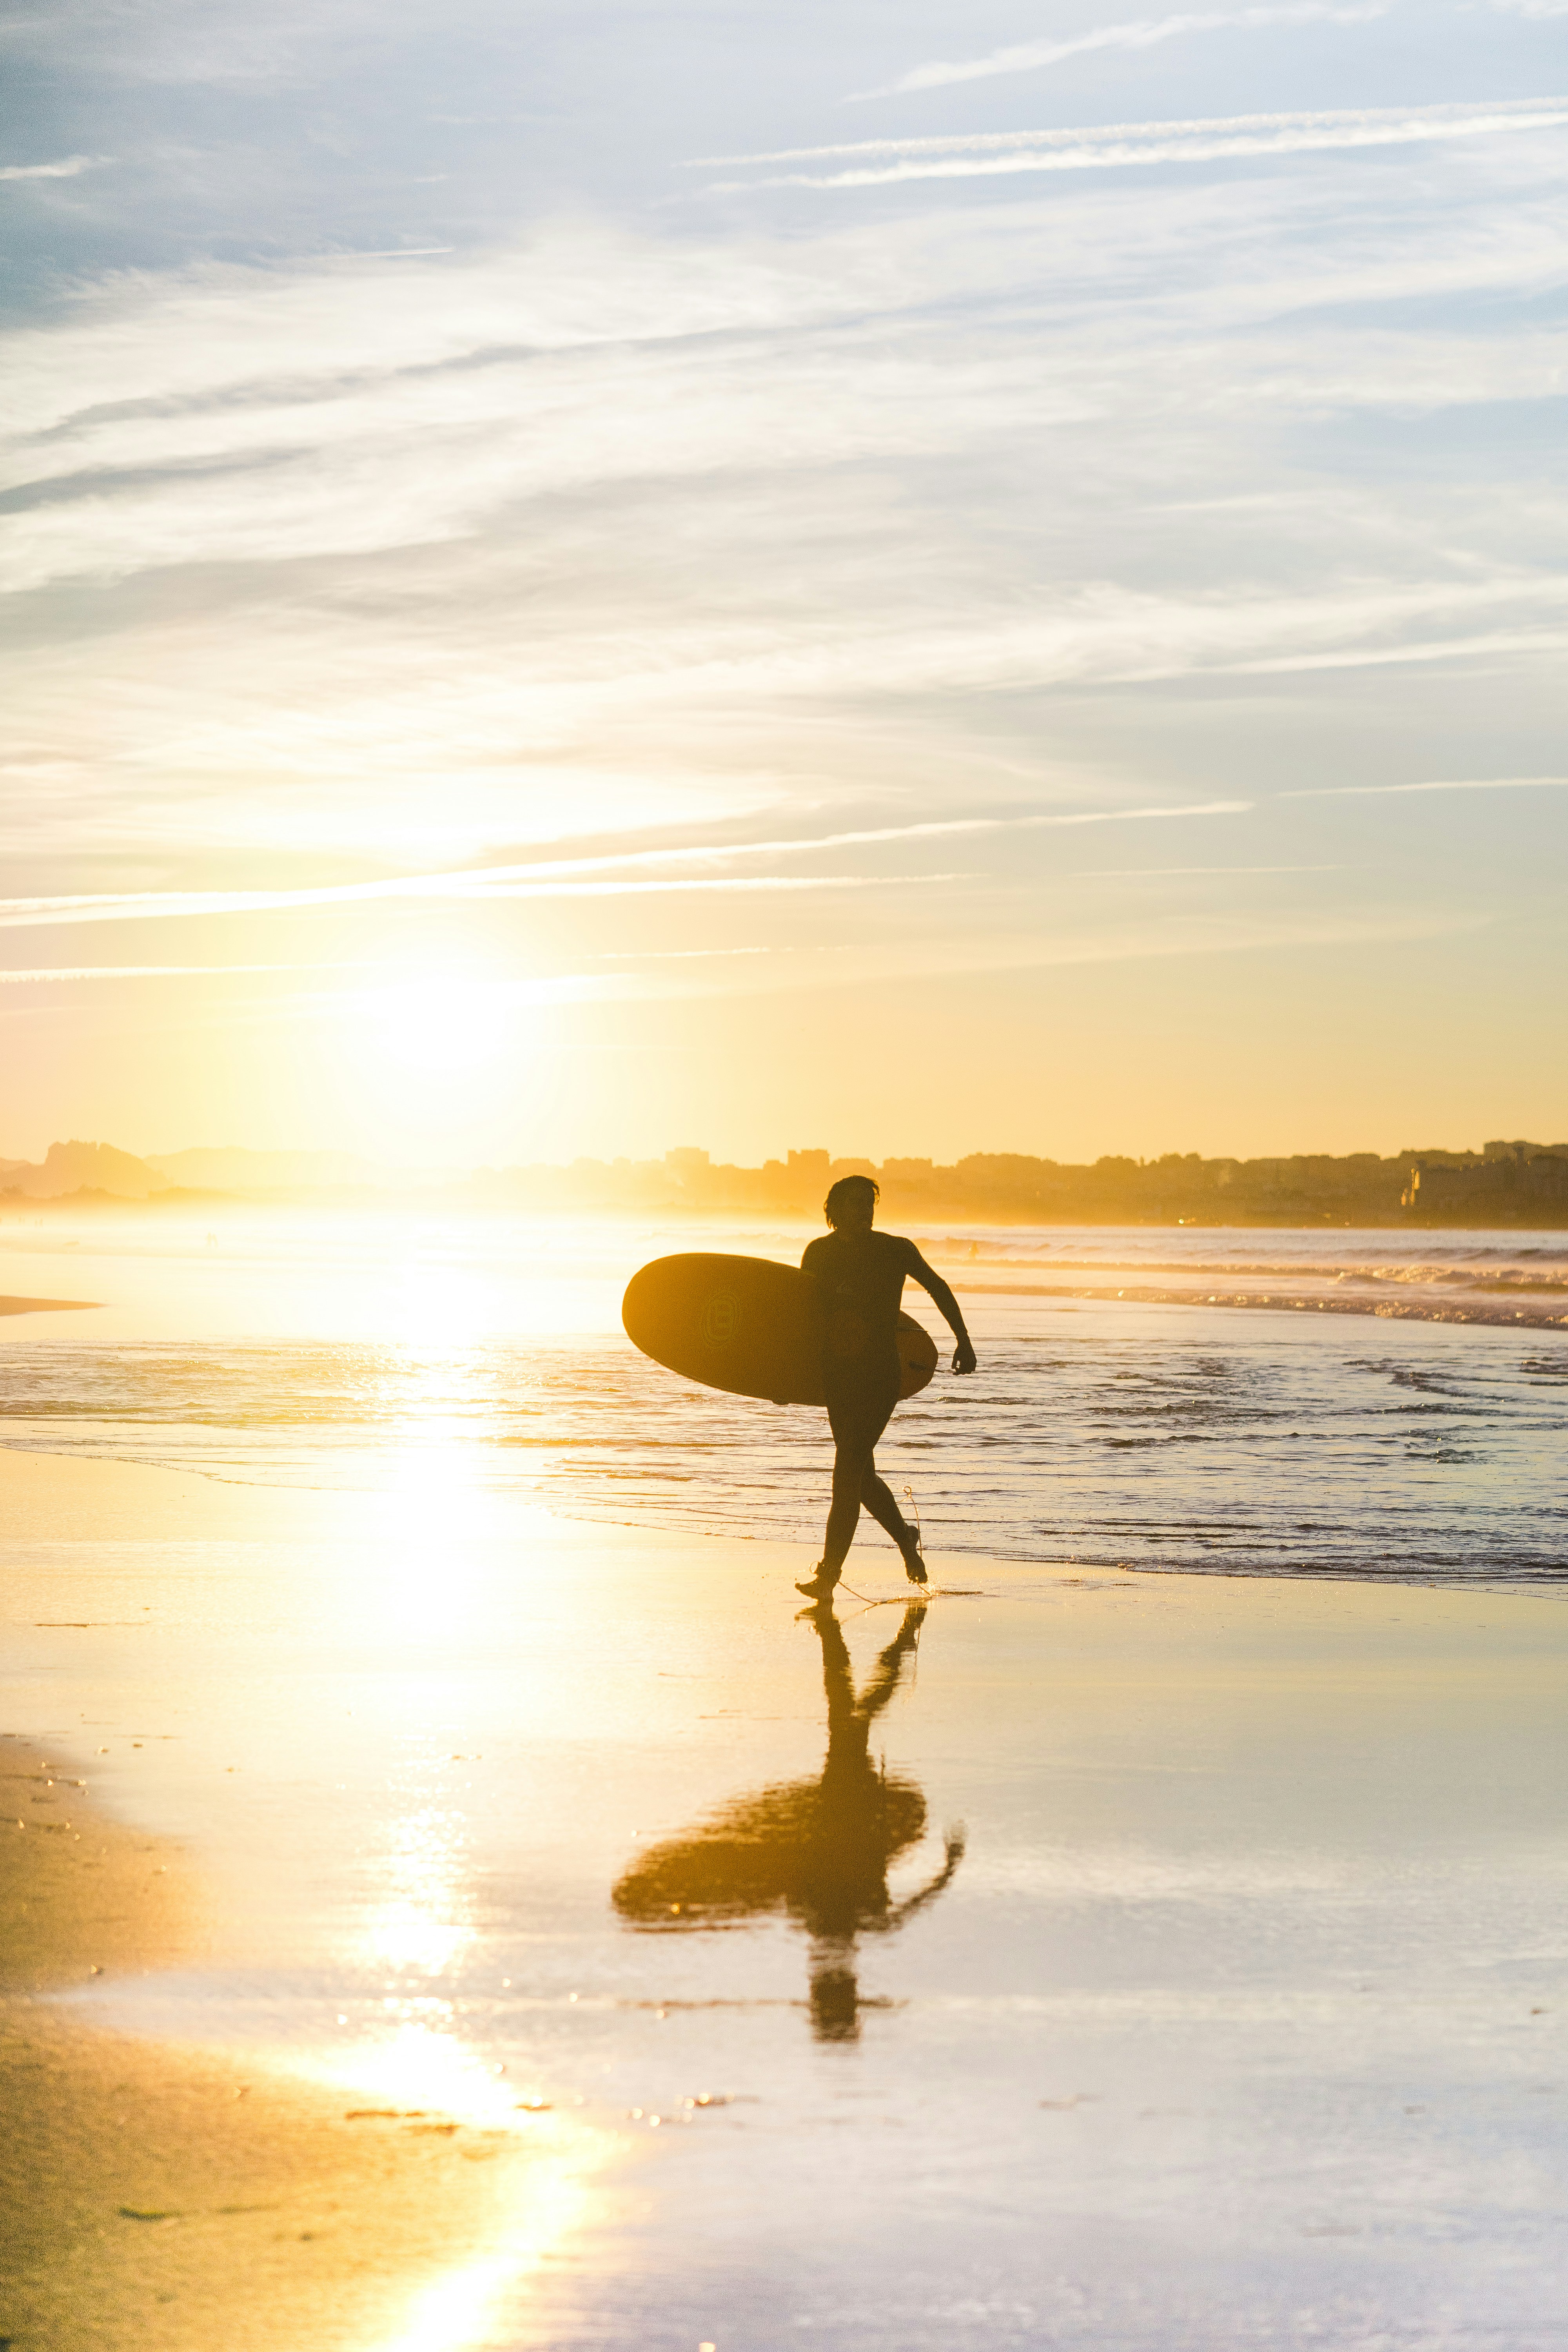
[[0, 1436, 1560, 1594]]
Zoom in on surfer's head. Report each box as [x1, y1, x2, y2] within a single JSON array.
[[824, 1174, 878, 1230]]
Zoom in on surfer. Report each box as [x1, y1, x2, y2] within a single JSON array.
[[794, 1174, 976, 1602]]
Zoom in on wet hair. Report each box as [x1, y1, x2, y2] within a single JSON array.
[[824, 1173, 879, 1228]]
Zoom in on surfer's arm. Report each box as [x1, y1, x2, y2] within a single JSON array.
[[880, 1825, 967, 1931], [904, 1246, 977, 1375]]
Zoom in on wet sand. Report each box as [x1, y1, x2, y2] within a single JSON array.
[[0, 1722, 579, 2352], [4, 1443, 1568, 2350], [0, 1296, 98, 1317]]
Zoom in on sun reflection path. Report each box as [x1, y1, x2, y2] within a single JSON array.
[[303, 1743, 596, 2352], [300, 2019, 599, 2352], [353, 1746, 481, 1976], [369, 2240, 572, 2352], [314, 2013, 518, 2126], [364, 1833, 473, 1979]]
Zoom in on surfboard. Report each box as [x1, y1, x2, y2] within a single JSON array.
[[621, 1253, 939, 1408]]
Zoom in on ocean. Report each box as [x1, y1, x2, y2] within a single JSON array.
[[3, 1209, 1564, 1584]]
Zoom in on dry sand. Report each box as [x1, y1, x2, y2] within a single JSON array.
[[0, 1730, 566, 2352]]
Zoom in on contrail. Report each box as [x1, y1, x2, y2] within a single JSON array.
[[850, 4, 1390, 101], [692, 97, 1568, 189], [1281, 774, 1568, 799], [0, 963, 349, 981], [0, 802, 1247, 931], [0, 874, 956, 933]]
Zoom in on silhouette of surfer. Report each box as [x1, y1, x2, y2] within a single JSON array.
[[793, 1174, 976, 1602], [612, 1599, 964, 2040]]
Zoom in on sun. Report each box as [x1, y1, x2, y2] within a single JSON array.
[[368, 977, 517, 1077]]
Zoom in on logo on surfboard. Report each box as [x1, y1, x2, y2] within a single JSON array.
[[700, 1291, 741, 1347]]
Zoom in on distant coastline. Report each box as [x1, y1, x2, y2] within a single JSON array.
[[5, 1136, 1568, 1229]]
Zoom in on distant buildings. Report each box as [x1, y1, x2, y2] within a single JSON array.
[[483, 1140, 1568, 1226], [1401, 1141, 1568, 1220], [8, 1134, 1568, 1226]]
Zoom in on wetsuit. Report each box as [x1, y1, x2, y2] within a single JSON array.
[[800, 1228, 923, 1457]]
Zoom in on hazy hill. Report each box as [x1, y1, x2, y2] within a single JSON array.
[[145, 1146, 385, 1192], [0, 1140, 167, 1199], [0, 1140, 409, 1202]]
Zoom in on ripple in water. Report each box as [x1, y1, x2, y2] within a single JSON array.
[[2, 1294, 1563, 1584]]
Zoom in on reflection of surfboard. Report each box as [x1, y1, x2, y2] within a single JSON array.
[[612, 1773, 927, 1927], [621, 1253, 938, 1408]]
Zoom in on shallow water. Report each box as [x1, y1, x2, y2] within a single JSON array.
[[9, 1497, 1568, 2352], [1, 1210, 1564, 1583]]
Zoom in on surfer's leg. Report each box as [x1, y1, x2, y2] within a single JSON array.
[[797, 1440, 872, 1596], [813, 1361, 903, 1587], [820, 1442, 871, 1581], [860, 1465, 926, 1583], [794, 1451, 869, 1597]]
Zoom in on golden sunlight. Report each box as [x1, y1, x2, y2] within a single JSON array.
[[318, 2014, 512, 2122], [367, 978, 520, 1080], [303, 2023, 598, 2352], [360, 1807, 474, 1978]]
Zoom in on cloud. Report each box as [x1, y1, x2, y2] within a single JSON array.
[[4, 115, 1567, 923], [701, 99, 1568, 190], [0, 873, 969, 935], [49, 897, 1468, 1028], [853, 3, 1389, 100], [1281, 775, 1568, 798], [0, 804, 1247, 931], [1071, 864, 1339, 875], [596, 946, 773, 960], [0, 963, 346, 980], [0, 154, 106, 181]]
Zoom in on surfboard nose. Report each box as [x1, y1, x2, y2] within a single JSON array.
[[621, 1252, 825, 1406]]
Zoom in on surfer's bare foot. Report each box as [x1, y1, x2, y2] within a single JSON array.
[[901, 1537, 927, 1586], [795, 1564, 838, 1601]]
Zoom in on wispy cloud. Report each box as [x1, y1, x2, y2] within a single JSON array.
[[0, 154, 107, 181], [0, 872, 966, 935], [0, 804, 1248, 932], [1282, 775, 1568, 798], [595, 946, 774, 961], [5, 156, 1566, 885], [852, 3, 1388, 100], [1071, 863, 1340, 875], [0, 963, 342, 980], [4, 92, 1566, 1077], [698, 99, 1568, 190]]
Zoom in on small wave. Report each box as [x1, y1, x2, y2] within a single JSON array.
[[935, 1255, 1568, 1290], [950, 1279, 1568, 1329]]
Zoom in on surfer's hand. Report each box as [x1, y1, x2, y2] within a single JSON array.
[[952, 1338, 977, 1376]]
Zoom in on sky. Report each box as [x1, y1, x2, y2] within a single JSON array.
[[2, 0, 1566, 1168]]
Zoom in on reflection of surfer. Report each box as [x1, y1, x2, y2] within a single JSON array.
[[612, 1600, 965, 2040], [795, 1174, 976, 1603]]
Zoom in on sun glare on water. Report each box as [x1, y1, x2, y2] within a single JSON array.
[[323, 2022, 596, 2352]]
